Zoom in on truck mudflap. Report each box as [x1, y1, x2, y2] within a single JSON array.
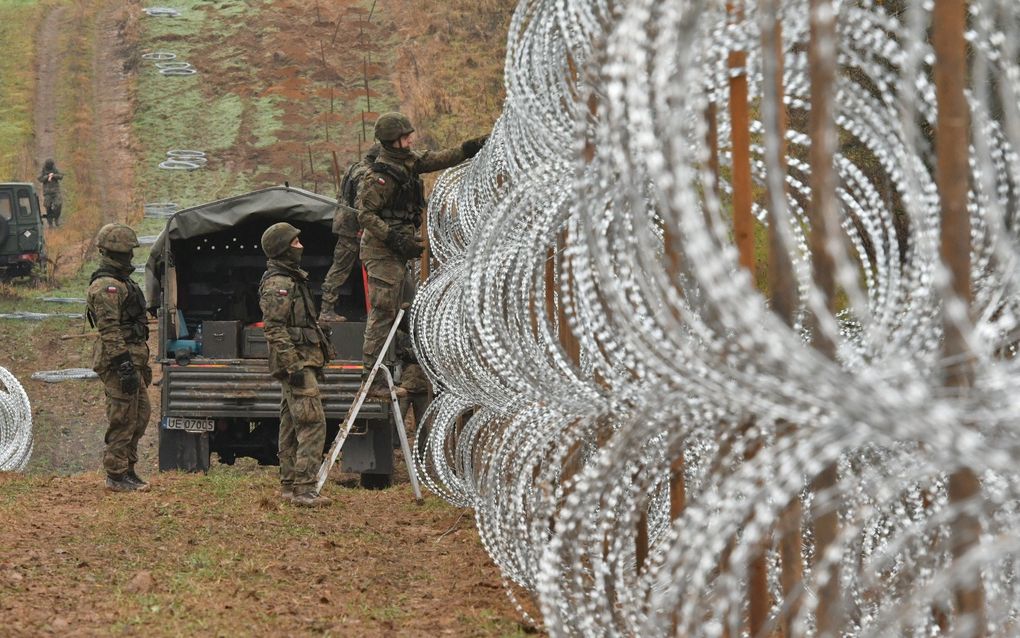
[[162, 360, 388, 420]]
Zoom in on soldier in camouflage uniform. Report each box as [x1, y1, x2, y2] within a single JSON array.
[[357, 112, 486, 397], [37, 159, 64, 227], [87, 223, 152, 492], [319, 144, 381, 323], [259, 222, 335, 507]]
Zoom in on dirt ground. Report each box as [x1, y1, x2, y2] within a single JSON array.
[[0, 0, 535, 635], [0, 469, 526, 637]]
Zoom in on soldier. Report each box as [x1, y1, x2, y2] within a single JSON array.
[[87, 223, 151, 492], [259, 222, 335, 507], [37, 159, 64, 227], [319, 144, 381, 323], [356, 112, 486, 397]]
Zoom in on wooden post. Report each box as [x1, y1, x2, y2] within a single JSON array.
[[933, 0, 985, 632], [728, 2, 756, 274], [760, 2, 804, 634], [807, 0, 842, 634], [726, 2, 768, 632], [331, 150, 342, 193]]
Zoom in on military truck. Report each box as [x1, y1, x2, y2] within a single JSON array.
[[145, 186, 397, 488], [0, 182, 46, 280]]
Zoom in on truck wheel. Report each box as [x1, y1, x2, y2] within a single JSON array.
[[360, 473, 392, 490]]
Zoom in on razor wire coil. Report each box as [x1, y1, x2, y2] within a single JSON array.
[[412, 0, 1020, 635], [0, 367, 32, 471], [30, 369, 98, 383], [141, 51, 176, 61], [142, 7, 180, 18], [143, 202, 178, 219]]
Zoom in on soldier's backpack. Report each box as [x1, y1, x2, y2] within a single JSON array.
[[339, 159, 372, 208]]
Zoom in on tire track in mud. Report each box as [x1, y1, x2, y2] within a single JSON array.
[[32, 6, 65, 165]]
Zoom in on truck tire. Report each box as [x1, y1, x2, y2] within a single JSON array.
[[360, 473, 392, 490]]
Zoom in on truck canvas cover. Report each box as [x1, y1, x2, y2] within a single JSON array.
[[145, 185, 338, 304]]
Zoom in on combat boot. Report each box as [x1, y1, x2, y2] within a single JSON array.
[[124, 469, 151, 492], [318, 309, 346, 323], [280, 485, 295, 502], [105, 474, 138, 493], [292, 490, 333, 508]]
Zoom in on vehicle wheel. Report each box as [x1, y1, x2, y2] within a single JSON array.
[[360, 473, 392, 490], [216, 450, 236, 465], [255, 449, 280, 466]]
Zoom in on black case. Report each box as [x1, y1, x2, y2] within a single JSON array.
[[201, 321, 241, 359], [242, 326, 269, 358]]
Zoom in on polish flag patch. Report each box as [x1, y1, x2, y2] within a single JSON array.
[[278, 289, 288, 296], [106, 286, 118, 294], [376, 177, 386, 185]]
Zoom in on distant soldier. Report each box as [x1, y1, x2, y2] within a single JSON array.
[[356, 112, 486, 397], [259, 222, 335, 507], [87, 223, 151, 492], [37, 159, 64, 227], [319, 144, 382, 323]]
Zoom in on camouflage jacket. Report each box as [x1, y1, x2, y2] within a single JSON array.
[[37, 168, 63, 203], [331, 207, 360, 239], [258, 259, 334, 378], [86, 258, 150, 374], [37, 170, 63, 196], [356, 145, 468, 260]]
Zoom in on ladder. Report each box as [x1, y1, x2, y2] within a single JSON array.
[[314, 307, 423, 502]]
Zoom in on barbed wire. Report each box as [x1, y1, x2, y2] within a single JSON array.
[[0, 367, 32, 471], [413, 0, 1020, 635]]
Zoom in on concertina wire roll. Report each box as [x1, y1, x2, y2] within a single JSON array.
[[411, 1, 1020, 635]]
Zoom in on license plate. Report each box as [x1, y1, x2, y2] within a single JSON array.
[[165, 417, 215, 432]]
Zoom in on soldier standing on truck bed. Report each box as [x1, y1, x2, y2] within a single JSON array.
[[37, 159, 64, 227], [318, 144, 382, 323], [259, 222, 335, 507], [356, 112, 486, 397], [87, 223, 152, 493]]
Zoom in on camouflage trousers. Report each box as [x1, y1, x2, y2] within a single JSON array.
[[99, 367, 151, 477], [362, 256, 410, 371], [321, 235, 359, 308], [399, 363, 432, 439], [278, 367, 327, 492]]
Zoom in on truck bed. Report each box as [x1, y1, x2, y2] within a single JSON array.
[[162, 359, 388, 420]]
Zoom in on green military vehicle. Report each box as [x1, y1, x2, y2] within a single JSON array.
[[0, 182, 46, 280], [145, 186, 397, 487]]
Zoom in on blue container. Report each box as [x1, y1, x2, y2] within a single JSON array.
[[166, 339, 201, 355]]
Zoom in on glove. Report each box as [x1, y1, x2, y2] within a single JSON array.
[[385, 229, 424, 260], [288, 369, 306, 388], [461, 135, 488, 159], [111, 352, 139, 394]]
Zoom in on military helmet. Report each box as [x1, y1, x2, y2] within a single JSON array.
[[374, 112, 414, 142], [261, 222, 300, 258], [96, 223, 139, 253]]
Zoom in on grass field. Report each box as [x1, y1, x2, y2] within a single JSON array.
[[0, 0, 47, 180]]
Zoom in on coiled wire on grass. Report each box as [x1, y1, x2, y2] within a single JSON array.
[[0, 367, 32, 471], [30, 369, 98, 383]]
